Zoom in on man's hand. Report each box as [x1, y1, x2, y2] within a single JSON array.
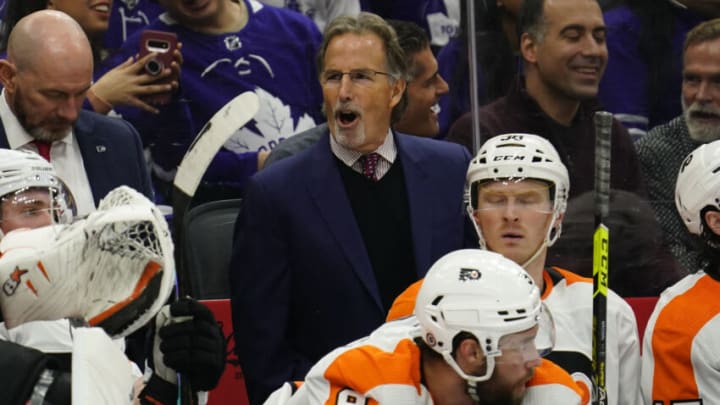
[[156, 298, 226, 391]]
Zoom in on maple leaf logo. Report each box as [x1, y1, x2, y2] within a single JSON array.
[[223, 88, 317, 153]]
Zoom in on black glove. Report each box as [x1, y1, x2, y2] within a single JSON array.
[[157, 297, 226, 391]]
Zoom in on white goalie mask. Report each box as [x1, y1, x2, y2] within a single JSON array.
[[675, 140, 720, 236], [0, 149, 76, 237], [0, 186, 175, 338], [465, 134, 570, 251], [414, 249, 555, 383]]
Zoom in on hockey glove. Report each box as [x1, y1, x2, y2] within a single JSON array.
[[156, 297, 226, 391]]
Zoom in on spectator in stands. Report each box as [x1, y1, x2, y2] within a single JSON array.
[[547, 189, 683, 297], [437, 0, 519, 138], [636, 18, 720, 274], [229, 13, 473, 404], [363, 0, 460, 49], [259, 0, 361, 31], [99, 0, 325, 202], [0, 10, 152, 215], [446, 0, 644, 199], [264, 19, 449, 167], [0, 0, 181, 116], [599, 0, 719, 139], [641, 139, 720, 403]]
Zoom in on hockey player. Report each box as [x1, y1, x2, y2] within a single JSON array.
[[0, 160, 225, 403], [467, 133, 641, 404], [389, 133, 641, 404], [263, 249, 566, 405], [641, 139, 720, 404]]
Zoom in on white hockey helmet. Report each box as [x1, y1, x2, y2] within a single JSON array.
[[0, 186, 175, 338], [0, 149, 76, 234], [414, 249, 554, 382], [675, 140, 720, 236], [466, 133, 570, 248]]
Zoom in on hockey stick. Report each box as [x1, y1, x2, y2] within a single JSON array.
[[172, 91, 259, 298], [171, 91, 258, 405], [592, 111, 612, 405]]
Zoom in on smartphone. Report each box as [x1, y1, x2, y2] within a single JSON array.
[[139, 30, 178, 105]]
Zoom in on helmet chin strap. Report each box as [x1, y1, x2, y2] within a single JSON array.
[[521, 239, 547, 269], [521, 213, 560, 269]]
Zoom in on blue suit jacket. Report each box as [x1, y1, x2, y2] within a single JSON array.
[[230, 128, 474, 404], [0, 110, 153, 204]]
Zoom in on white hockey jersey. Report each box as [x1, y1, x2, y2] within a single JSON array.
[[263, 316, 583, 405], [641, 271, 720, 404], [541, 267, 641, 405]]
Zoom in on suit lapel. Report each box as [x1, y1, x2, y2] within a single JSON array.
[[306, 134, 384, 311], [73, 112, 105, 204], [396, 134, 433, 276]]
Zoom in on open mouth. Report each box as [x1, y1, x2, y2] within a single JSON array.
[[90, 2, 111, 14], [502, 231, 523, 240], [430, 103, 441, 115], [336, 109, 360, 128], [691, 110, 720, 120]]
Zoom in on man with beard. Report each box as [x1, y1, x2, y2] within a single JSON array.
[[262, 250, 566, 405], [636, 18, 720, 274], [0, 10, 151, 216], [263, 19, 450, 167], [230, 13, 472, 404]]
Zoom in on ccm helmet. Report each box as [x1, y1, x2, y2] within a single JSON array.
[[675, 140, 720, 236], [414, 249, 554, 382], [466, 133, 570, 248]]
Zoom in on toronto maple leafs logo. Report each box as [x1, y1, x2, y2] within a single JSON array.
[[3, 266, 29, 296], [120, 0, 139, 10], [223, 88, 317, 153], [458, 267, 482, 282], [224, 35, 242, 51]]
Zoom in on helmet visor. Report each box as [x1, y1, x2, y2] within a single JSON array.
[[496, 302, 555, 365], [0, 183, 77, 235], [474, 179, 555, 215]]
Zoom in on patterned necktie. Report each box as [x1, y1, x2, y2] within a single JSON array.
[[360, 152, 381, 181], [32, 140, 52, 162]]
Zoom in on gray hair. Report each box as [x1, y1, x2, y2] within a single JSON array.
[[317, 12, 409, 123]]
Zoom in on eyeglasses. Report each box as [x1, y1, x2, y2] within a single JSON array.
[[321, 69, 394, 87]]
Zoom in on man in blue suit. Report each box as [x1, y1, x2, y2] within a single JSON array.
[[230, 13, 473, 404], [0, 10, 151, 214]]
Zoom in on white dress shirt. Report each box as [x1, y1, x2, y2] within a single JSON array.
[[0, 90, 96, 216]]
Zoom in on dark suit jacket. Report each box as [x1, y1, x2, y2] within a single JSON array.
[[0, 110, 152, 204], [230, 128, 474, 404]]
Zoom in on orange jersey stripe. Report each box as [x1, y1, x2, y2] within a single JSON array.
[[650, 275, 720, 401], [386, 280, 422, 322], [531, 358, 590, 404], [322, 339, 423, 405]]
